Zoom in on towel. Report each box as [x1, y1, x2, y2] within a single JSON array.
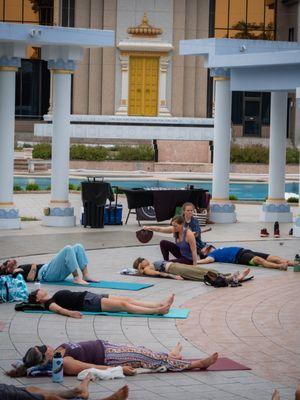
[[77, 366, 125, 381]]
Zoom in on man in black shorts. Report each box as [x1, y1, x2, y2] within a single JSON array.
[[0, 375, 128, 399], [197, 245, 295, 270]]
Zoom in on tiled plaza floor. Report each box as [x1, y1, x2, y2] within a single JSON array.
[[0, 194, 299, 399]]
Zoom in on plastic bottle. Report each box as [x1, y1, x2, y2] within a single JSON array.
[[34, 281, 41, 290], [232, 271, 239, 285], [52, 352, 64, 383]]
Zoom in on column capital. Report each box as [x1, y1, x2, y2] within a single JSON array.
[[211, 67, 230, 80], [0, 55, 21, 69], [47, 58, 76, 72]]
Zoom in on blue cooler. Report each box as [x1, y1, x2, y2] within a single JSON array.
[[104, 187, 123, 225]]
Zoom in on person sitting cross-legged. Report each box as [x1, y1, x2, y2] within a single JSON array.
[[198, 245, 296, 270], [27, 288, 175, 318]]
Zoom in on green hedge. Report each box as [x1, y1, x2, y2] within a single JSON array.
[[32, 143, 154, 162], [231, 144, 299, 164]]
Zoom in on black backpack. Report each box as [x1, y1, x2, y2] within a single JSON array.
[[203, 271, 229, 288]]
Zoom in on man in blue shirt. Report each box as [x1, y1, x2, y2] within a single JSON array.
[[197, 245, 295, 270]]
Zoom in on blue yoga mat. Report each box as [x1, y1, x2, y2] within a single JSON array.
[[42, 279, 153, 291], [23, 308, 189, 319]]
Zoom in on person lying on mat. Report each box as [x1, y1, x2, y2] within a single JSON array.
[[198, 245, 296, 270], [27, 288, 175, 318], [0, 244, 95, 285], [182, 202, 211, 252], [0, 373, 129, 400], [7, 339, 219, 378], [132, 257, 251, 282], [143, 215, 198, 265]]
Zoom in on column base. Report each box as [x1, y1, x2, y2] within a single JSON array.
[[260, 202, 293, 222], [210, 203, 237, 224], [158, 106, 171, 117], [115, 104, 128, 115], [0, 207, 21, 229], [42, 206, 76, 227], [293, 215, 300, 237]]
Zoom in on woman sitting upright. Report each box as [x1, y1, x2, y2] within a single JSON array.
[[143, 215, 198, 266]]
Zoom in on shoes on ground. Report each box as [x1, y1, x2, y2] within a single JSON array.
[[260, 228, 269, 237], [289, 228, 293, 236], [295, 254, 300, 263], [274, 221, 280, 238]]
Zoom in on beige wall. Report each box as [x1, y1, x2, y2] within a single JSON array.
[[72, 0, 116, 115]]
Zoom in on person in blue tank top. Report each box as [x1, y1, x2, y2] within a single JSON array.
[[197, 245, 295, 270]]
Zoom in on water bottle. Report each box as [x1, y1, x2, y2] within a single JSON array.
[[232, 271, 239, 285], [52, 352, 64, 383], [34, 281, 41, 290]]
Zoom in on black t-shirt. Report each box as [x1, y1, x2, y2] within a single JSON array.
[[45, 290, 87, 311], [12, 264, 44, 281]]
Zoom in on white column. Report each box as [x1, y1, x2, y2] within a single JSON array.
[[0, 65, 20, 229], [42, 64, 76, 227], [116, 56, 129, 115], [158, 57, 171, 116], [210, 73, 236, 223], [260, 91, 292, 222], [293, 87, 300, 236]]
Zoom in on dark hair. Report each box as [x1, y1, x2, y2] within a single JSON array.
[[0, 260, 9, 276], [133, 257, 145, 270], [28, 290, 39, 304], [171, 215, 185, 225], [6, 345, 46, 377]]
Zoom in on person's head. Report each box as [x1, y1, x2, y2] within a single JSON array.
[[6, 344, 54, 377], [182, 203, 195, 222], [171, 215, 185, 233], [133, 257, 150, 272], [200, 245, 216, 258], [0, 259, 17, 274], [28, 288, 49, 304]]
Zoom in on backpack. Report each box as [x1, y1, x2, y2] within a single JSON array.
[[203, 271, 229, 288], [0, 274, 29, 303]]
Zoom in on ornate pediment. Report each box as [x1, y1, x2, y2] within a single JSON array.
[[127, 13, 162, 37]]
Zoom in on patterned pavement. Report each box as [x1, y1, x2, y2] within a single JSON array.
[[0, 196, 299, 399]]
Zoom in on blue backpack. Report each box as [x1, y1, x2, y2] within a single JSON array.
[[0, 274, 29, 303]]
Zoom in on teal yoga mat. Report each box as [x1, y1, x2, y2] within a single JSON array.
[[42, 279, 153, 291], [23, 308, 189, 319]]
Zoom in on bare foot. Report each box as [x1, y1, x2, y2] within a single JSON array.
[[169, 342, 183, 359], [162, 293, 175, 307], [238, 268, 251, 282], [157, 304, 170, 315], [73, 277, 89, 285], [200, 352, 219, 369], [278, 264, 288, 271], [82, 275, 98, 283], [74, 373, 92, 399], [101, 385, 129, 400], [272, 389, 280, 400]]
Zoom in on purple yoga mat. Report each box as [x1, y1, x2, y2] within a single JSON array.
[[207, 357, 251, 371]]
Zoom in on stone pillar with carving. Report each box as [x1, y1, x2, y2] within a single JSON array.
[[0, 56, 21, 229], [116, 55, 129, 115], [210, 68, 236, 224], [158, 56, 171, 116], [42, 59, 76, 227]]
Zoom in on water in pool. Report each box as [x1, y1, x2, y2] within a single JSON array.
[[14, 177, 299, 202]]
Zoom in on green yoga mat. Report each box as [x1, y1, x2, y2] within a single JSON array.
[[42, 279, 153, 291], [23, 308, 189, 319]]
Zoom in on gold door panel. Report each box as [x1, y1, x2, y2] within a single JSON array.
[[128, 56, 159, 116]]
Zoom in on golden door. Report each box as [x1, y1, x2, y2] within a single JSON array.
[[128, 56, 159, 116]]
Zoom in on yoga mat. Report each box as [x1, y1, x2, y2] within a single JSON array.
[[207, 357, 251, 371], [23, 308, 189, 319], [42, 279, 153, 291]]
